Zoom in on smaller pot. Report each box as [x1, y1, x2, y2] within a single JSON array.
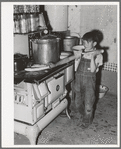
[[63, 36, 80, 51], [14, 54, 28, 72]]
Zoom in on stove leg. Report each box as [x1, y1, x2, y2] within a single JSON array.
[[65, 84, 72, 119], [28, 136, 36, 145], [66, 108, 71, 119], [25, 124, 40, 145]]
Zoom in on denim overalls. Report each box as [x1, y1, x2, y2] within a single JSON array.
[[73, 57, 96, 126]]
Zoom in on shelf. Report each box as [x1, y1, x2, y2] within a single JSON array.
[[14, 12, 41, 15], [14, 27, 47, 35]]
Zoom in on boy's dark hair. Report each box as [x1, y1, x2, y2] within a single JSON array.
[[82, 30, 103, 45], [82, 31, 99, 43]]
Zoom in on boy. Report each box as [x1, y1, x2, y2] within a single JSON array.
[[73, 31, 104, 129]]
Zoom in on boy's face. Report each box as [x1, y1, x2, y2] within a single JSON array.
[[82, 40, 95, 51]]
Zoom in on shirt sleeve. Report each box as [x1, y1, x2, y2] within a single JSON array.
[[96, 54, 103, 67], [95, 54, 103, 72]]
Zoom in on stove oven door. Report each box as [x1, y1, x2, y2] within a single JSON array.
[[46, 71, 65, 105]]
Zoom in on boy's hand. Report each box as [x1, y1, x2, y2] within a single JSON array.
[[72, 45, 84, 60], [73, 50, 82, 60]]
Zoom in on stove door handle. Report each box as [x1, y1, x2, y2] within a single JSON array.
[[54, 73, 64, 79]]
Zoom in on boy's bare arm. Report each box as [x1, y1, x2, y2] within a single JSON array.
[[49, 55, 76, 68], [56, 55, 75, 66], [90, 50, 104, 73]]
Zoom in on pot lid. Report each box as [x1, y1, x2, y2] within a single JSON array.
[[40, 34, 58, 39], [32, 34, 60, 44], [64, 36, 79, 39]]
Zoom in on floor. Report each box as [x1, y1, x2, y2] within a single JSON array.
[[14, 92, 118, 145]]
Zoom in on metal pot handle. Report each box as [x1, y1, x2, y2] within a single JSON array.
[[70, 32, 81, 38], [40, 34, 60, 39], [70, 32, 82, 44]]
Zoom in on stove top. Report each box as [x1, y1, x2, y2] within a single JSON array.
[[14, 61, 74, 85]]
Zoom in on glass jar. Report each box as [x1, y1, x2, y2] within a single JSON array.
[[13, 15, 16, 33], [35, 13, 39, 29], [20, 14, 27, 33], [26, 14, 31, 33], [30, 13, 36, 32], [14, 15, 21, 33], [23, 5, 27, 13]]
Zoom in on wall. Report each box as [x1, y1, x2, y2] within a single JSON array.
[[68, 5, 117, 63], [101, 70, 117, 95], [68, 5, 118, 95], [14, 34, 29, 55]]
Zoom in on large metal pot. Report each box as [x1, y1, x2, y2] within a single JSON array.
[[32, 35, 60, 64], [63, 36, 79, 51]]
